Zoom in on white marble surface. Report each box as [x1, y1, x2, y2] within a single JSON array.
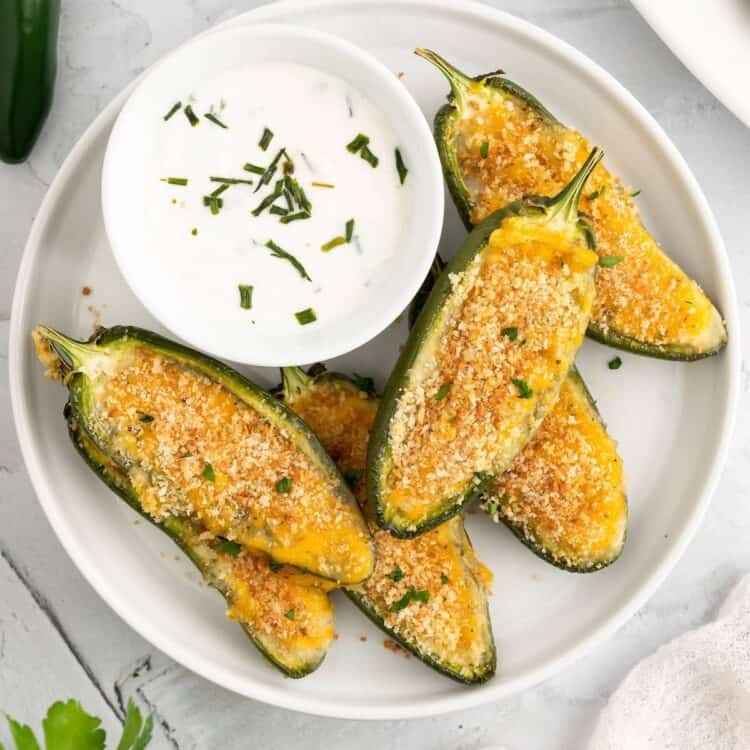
[[1, 1, 749, 748]]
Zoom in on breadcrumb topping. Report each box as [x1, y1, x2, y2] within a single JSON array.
[[456, 86, 724, 349], [484, 374, 627, 568], [289, 378, 494, 677], [90, 346, 372, 583], [384, 217, 596, 525]]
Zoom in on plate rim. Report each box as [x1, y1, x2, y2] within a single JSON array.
[[9, 0, 741, 720]]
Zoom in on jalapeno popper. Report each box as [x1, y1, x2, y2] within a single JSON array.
[[69, 421, 335, 677], [281, 366, 496, 684], [33, 325, 374, 584], [411, 259, 627, 571], [417, 49, 726, 361], [369, 149, 603, 537]]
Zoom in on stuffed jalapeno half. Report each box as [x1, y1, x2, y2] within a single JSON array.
[[281, 366, 496, 684], [411, 258, 627, 572], [416, 48, 726, 361], [369, 149, 602, 537], [68, 418, 335, 677], [33, 324, 374, 584]]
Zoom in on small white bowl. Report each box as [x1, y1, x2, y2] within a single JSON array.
[[102, 23, 443, 366]]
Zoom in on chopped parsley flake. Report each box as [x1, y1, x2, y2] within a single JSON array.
[[269, 559, 284, 573], [284, 608, 296, 620], [387, 566, 404, 582], [215, 538, 242, 556], [275, 476, 292, 493], [388, 588, 429, 612], [512, 378, 533, 399], [599, 255, 623, 268], [202, 462, 216, 482], [501, 326, 519, 341], [479, 141, 489, 158], [434, 383, 451, 400], [608, 356, 623, 370]]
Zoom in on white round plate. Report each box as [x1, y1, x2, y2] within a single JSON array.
[[10, 0, 740, 720], [631, 0, 750, 129]]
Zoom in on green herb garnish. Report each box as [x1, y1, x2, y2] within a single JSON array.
[[215, 538, 242, 556], [608, 356, 623, 370], [395, 148, 408, 184], [279, 211, 311, 224], [587, 185, 606, 201], [321, 235, 347, 252], [191, 227, 198, 236], [512, 378, 533, 399], [485, 500, 499, 516], [204, 112, 227, 129], [210, 176, 253, 185], [441, 573, 450, 585], [599, 255, 623, 268], [163, 101, 181, 121], [202, 461, 216, 481], [180, 452, 193, 458], [238, 284, 253, 310], [479, 141, 489, 158], [205, 195, 222, 215], [434, 382, 451, 400], [258, 127, 274, 151], [160, 177, 188, 186], [269, 559, 284, 573], [630, 189, 641, 198], [184, 104, 199, 127], [387, 566, 404, 582], [269, 205, 288, 216], [295, 308, 317, 325], [210, 183, 230, 198], [343, 468, 362, 487], [345, 218, 355, 242], [243, 162, 266, 175], [251, 180, 284, 216], [351, 373, 375, 394], [502, 326, 519, 341], [284, 608, 296, 620], [265, 240, 312, 281], [275, 476, 292, 493], [255, 148, 287, 192], [359, 144, 379, 167], [388, 588, 429, 612], [346, 133, 370, 153], [137, 411, 154, 423]]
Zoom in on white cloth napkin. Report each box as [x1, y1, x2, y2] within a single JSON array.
[[588, 573, 750, 749]]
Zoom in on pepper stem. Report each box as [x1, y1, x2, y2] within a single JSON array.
[[33, 325, 101, 377], [547, 147, 604, 225], [281, 366, 314, 402], [414, 49, 474, 105]]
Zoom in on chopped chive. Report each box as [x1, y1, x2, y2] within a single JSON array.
[[265, 240, 311, 282], [345, 218, 355, 242], [351, 373, 375, 394], [501, 326, 519, 341], [269, 559, 284, 573], [346, 133, 370, 153], [434, 383, 451, 400], [599, 255, 623, 268], [485, 500, 499, 516], [191, 227, 198, 236], [243, 163, 266, 175], [180, 451, 193, 459], [254, 148, 286, 192], [395, 148, 408, 184], [284, 608, 296, 620], [608, 356, 623, 370], [238, 284, 253, 310], [311, 181, 335, 189], [269, 205, 289, 216], [295, 307, 317, 325], [359, 144, 379, 168], [512, 378, 533, 399], [251, 181, 284, 216], [387, 566, 404, 582], [258, 127, 274, 151], [204, 112, 227, 129], [479, 141, 489, 159], [440, 573, 450, 585], [587, 185, 606, 201], [279, 211, 311, 224], [285, 176, 302, 206], [210, 176, 253, 185], [275, 476, 292, 493], [202, 195, 224, 208], [137, 411, 154, 423], [163, 101, 181, 121], [161, 177, 188, 186], [630, 189, 641, 198], [202, 461, 216, 481], [210, 182, 230, 198], [215, 539, 242, 556], [388, 588, 429, 612], [343, 468, 362, 487], [283, 190, 294, 212], [184, 104, 199, 127], [321, 236, 347, 252]]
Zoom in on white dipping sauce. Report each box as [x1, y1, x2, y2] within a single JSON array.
[[146, 62, 412, 348]]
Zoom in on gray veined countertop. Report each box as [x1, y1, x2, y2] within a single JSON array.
[[1, 1, 749, 748]]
